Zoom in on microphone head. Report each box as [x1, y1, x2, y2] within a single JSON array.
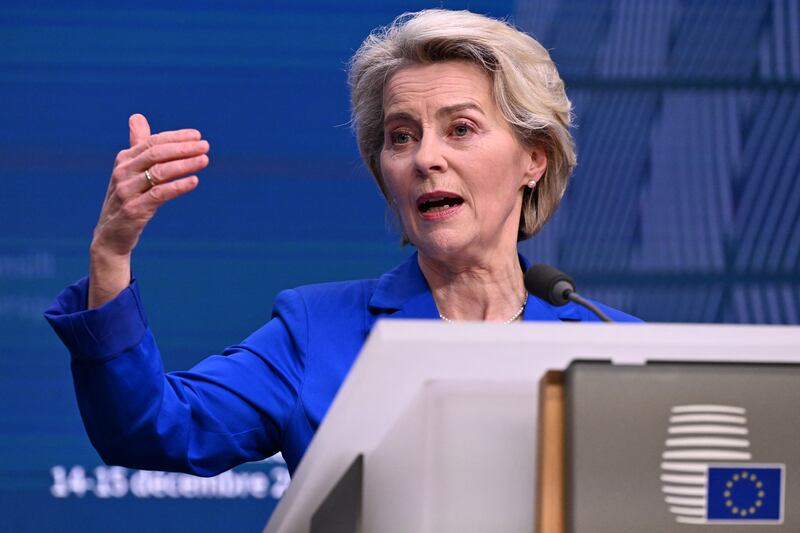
[[524, 264, 576, 306]]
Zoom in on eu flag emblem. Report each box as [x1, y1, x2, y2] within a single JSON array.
[[706, 464, 784, 523]]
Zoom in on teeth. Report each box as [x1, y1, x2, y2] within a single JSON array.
[[418, 195, 463, 213]]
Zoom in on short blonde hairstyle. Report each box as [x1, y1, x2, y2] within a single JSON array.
[[348, 9, 576, 240]]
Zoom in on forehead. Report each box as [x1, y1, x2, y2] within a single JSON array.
[[382, 61, 494, 115]]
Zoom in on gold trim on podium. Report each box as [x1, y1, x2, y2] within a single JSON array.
[[535, 371, 565, 533]]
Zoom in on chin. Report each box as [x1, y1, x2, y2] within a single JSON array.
[[412, 230, 474, 261]]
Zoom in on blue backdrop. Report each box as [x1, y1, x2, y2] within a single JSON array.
[[1, 0, 798, 531]]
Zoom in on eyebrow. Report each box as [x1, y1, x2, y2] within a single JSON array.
[[383, 102, 485, 126], [436, 102, 484, 118]]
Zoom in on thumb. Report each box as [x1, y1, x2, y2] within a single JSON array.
[[129, 113, 151, 147]]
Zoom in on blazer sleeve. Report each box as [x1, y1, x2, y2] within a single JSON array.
[[43, 277, 307, 477]]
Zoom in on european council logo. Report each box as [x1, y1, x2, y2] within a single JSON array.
[[660, 404, 786, 525]]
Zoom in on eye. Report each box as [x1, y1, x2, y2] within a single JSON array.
[[451, 122, 474, 138], [391, 131, 413, 145]]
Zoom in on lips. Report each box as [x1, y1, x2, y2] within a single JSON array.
[[414, 191, 465, 221], [416, 191, 464, 213]]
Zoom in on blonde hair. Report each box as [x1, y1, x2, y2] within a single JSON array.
[[348, 9, 576, 240]]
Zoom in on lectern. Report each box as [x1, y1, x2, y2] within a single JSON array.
[[263, 321, 800, 533]]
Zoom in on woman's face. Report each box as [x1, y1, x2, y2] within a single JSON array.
[[380, 61, 546, 263]]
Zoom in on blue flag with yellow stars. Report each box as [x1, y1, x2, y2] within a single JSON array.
[[706, 465, 784, 523]]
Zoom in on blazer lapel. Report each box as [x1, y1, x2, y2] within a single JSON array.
[[368, 251, 440, 320]]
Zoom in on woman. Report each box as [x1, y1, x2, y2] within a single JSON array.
[[45, 10, 638, 477]]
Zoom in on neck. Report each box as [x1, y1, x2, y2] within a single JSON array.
[[418, 249, 527, 322]]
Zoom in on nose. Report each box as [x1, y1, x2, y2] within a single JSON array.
[[413, 131, 448, 176]]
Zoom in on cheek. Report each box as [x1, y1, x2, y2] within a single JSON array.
[[380, 155, 409, 200], [379, 154, 396, 196], [472, 159, 526, 211]]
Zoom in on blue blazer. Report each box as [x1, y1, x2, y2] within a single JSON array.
[[45, 252, 639, 476]]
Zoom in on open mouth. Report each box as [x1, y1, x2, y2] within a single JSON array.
[[417, 193, 465, 213]]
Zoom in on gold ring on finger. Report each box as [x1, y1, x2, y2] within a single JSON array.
[[144, 169, 155, 189]]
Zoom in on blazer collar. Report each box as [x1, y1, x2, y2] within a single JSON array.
[[368, 251, 580, 321], [369, 252, 439, 319]]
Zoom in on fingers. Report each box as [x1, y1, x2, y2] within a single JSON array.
[[116, 154, 208, 197], [129, 114, 151, 147], [125, 140, 210, 173], [111, 116, 209, 201], [115, 129, 203, 170], [123, 128, 203, 160], [147, 154, 209, 187], [128, 175, 200, 215]]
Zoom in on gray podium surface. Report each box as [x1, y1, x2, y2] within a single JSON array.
[[263, 321, 800, 533]]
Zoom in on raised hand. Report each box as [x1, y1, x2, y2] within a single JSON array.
[[88, 114, 210, 309]]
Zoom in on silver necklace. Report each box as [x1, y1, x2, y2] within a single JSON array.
[[439, 293, 528, 324]]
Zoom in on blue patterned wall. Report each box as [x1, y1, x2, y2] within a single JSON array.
[[0, 1, 797, 531], [518, 0, 800, 323]]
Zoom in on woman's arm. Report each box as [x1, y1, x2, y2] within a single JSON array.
[[45, 278, 308, 477]]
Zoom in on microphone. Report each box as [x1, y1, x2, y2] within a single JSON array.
[[524, 264, 612, 322]]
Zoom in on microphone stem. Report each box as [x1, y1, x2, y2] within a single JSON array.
[[566, 292, 613, 323]]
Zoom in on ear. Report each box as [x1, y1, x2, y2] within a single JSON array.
[[520, 144, 548, 188]]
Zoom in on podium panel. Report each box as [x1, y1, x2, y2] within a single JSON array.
[[366, 381, 537, 532]]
